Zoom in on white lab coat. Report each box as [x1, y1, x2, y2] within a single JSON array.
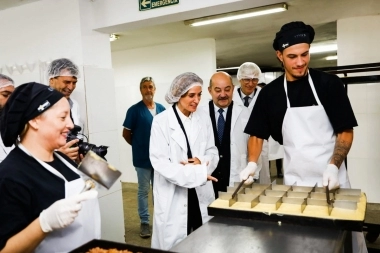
[[232, 85, 269, 183], [69, 98, 83, 130], [149, 106, 219, 250], [200, 102, 255, 184], [232, 85, 261, 112]]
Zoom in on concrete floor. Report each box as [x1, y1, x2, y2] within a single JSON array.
[[121, 161, 380, 251], [122, 182, 153, 248]]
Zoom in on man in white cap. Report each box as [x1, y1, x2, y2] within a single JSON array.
[[233, 62, 270, 183], [47, 58, 81, 127], [0, 74, 15, 162], [233, 62, 262, 112], [47, 58, 82, 161]]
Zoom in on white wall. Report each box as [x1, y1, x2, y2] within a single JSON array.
[[338, 15, 380, 203], [112, 38, 216, 183]]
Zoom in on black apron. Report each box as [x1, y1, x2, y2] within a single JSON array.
[[208, 101, 233, 198], [172, 104, 203, 235]]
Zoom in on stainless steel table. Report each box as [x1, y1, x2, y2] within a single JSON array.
[[171, 217, 348, 253]]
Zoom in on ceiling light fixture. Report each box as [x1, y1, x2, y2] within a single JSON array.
[[109, 34, 120, 42], [216, 67, 239, 71], [325, 55, 338, 60], [184, 3, 288, 27]]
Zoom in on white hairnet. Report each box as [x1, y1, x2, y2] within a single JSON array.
[[47, 58, 80, 80], [0, 74, 14, 89], [165, 72, 203, 104], [237, 62, 262, 80]]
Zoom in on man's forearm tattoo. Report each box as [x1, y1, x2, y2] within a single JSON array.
[[332, 139, 352, 168]]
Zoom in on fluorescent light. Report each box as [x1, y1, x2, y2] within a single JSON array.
[[109, 34, 120, 42], [325, 55, 338, 60], [309, 43, 337, 54], [184, 3, 287, 27], [217, 67, 239, 71]]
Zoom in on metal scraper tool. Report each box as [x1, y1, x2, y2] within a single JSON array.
[[227, 178, 248, 206], [325, 186, 334, 215], [77, 150, 122, 189]]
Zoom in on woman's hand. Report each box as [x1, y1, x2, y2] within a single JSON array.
[[39, 190, 98, 233], [180, 157, 201, 165], [207, 175, 218, 182]]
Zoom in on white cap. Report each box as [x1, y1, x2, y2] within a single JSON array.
[[165, 72, 203, 104], [237, 62, 262, 80], [0, 74, 14, 89], [47, 58, 80, 80]]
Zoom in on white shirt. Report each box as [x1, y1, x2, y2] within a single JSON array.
[[176, 105, 194, 144], [239, 87, 256, 106], [213, 104, 229, 131]]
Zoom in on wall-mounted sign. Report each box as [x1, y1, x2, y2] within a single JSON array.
[[139, 0, 179, 11]]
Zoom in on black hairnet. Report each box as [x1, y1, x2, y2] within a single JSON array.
[[273, 21, 315, 51], [1, 82, 64, 147]]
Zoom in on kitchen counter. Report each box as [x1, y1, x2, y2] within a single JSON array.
[[171, 216, 349, 253]]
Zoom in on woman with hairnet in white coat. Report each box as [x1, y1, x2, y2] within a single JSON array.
[[149, 72, 219, 250]]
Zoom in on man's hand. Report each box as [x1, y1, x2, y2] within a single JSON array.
[[240, 162, 258, 184], [75, 153, 84, 164], [58, 139, 79, 161], [323, 164, 340, 190]]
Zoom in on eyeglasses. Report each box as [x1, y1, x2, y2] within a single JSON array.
[[242, 78, 259, 84]]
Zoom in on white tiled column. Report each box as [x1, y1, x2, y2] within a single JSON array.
[[78, 1, 124, 242], [337, 15, 380, 203]]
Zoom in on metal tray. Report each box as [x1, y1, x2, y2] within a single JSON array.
[[69, 239, 173, 253], [207, 206, 364, 231]]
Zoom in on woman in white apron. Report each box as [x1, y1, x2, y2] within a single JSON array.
[[0, 82, 100, 253]]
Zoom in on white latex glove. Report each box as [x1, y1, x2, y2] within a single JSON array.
[[244, 176, 254, 185], [240, 162, 258, 184], [39, 190, 98, 233], [323, 164, 340, 190]]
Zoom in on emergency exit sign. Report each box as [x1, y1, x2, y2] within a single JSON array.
[[139, 0, 179, 11]]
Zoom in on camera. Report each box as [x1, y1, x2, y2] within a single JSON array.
[[66, 125, 108, 159]]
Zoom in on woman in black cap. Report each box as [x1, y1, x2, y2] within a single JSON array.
[[0, 82, 100, 253]]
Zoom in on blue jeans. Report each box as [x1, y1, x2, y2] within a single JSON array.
[[135, 167, 154, 224]]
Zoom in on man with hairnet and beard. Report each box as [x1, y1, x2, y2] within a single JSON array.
[[201, 72, 254, 198], [241, 21, 366, 252], [122, 77, 165, 238], [0, 74, 15, 162]]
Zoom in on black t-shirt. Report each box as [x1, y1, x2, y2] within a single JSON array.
[[244, 68, 358, 144], [0, 147, 79, 250]]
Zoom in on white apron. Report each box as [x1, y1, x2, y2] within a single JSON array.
[[268, 136, 284, 161], [282, 73, 349, 187], [282, 74, 367, 253], [18, 144, 101, 253]]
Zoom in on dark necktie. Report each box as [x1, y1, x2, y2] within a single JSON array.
[[217, 108, 225, 143], [243, 96, 250, 107]]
